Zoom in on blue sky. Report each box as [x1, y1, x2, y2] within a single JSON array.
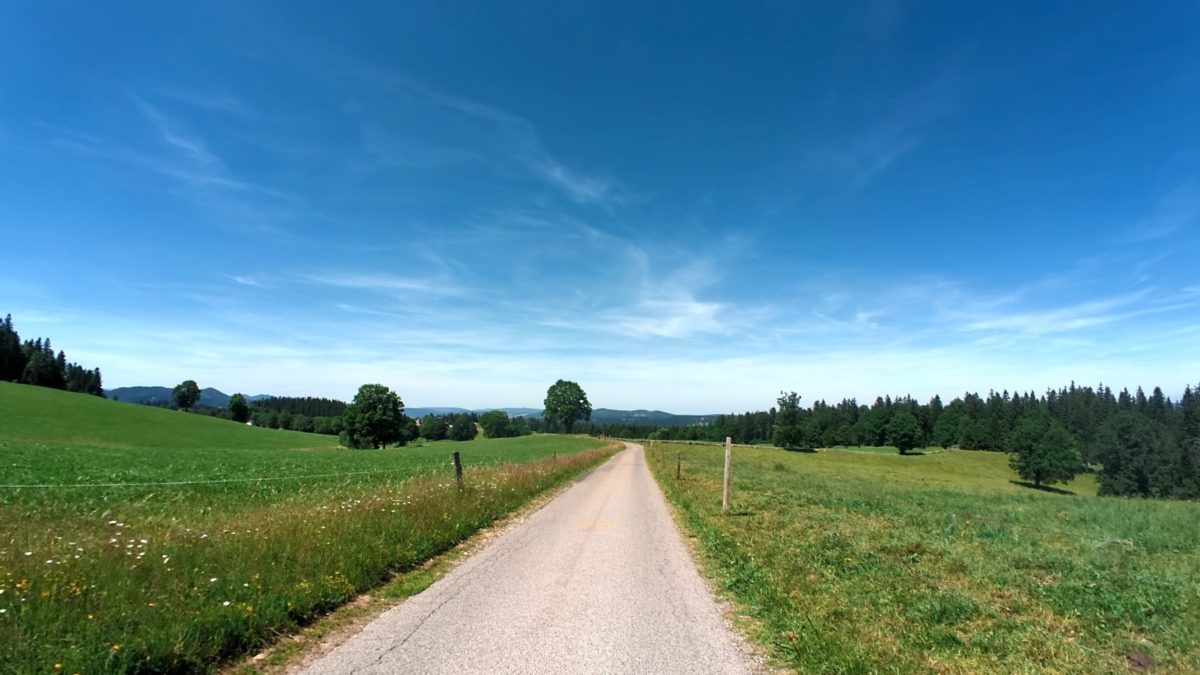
[[1, 2, 1198, 413]]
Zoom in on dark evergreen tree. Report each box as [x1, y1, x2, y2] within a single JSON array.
[[931, 399, 966, 448], [1176, 385, 1200, 499], [1095, 411, 1177, 498], [228, 393, 250, 423]]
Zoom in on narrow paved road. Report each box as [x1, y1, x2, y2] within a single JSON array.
[[302, 442, 755, 674]]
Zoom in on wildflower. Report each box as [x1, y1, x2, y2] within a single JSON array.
[[111, 644, 121, 652], [0, 609, 6, 614], [222, 601, 231, 606], [54, 664, 62, 671], [209, 577, 217, 583], [23, 552, 31, 556]]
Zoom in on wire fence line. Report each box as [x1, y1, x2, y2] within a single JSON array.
[[0, 454, 549, 490], [0, 467, 427, 489]]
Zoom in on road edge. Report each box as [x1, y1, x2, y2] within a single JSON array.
[[636, 440, 779, 675], [224, 442, 621, 675]]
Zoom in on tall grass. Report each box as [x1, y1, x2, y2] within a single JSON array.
[[0, 383, 616, 672], [645, 441, 1200, 673]]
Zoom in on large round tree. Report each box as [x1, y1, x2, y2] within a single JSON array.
[[543, 379, 592, 434], [887, 409, 923, 455], [172, 380, 201, 411], [340, 384, 406, 449], [1007, 408, 1081, 488]]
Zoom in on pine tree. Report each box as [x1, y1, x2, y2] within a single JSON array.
[[1177, 385, 1200, 499], [228, 393, 250, 423], [1095, 411, 1177, 498]]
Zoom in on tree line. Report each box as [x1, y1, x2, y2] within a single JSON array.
[[335, 384, 535, 448], [585, 382, 1200, 501], [0, 314, 104, 396]]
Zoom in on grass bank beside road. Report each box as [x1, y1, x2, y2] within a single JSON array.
[[644, 441, 1200, 673], [0, 382, 616, 673]]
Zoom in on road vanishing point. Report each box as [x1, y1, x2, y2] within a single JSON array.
[[302, 442, 757, 674]]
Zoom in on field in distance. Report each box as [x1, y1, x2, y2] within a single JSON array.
[[646, 441, 1200, 673], [0, 382, 614, 673]]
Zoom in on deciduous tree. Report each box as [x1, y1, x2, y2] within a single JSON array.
[[448, 413, 477, 441], [340, 384, 406, 449], [172, 380, 201, 411], [772, 391, 807, 450], [1006, 408, 1081, 487], [887, 409, 923, 455], [480, 410, 514, 438], [543, 379, 591, 434], [420, 414, 449, 441]]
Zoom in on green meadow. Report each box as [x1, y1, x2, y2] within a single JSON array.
[[645, 441, 1200, 673], [0, 382, 615, 673]]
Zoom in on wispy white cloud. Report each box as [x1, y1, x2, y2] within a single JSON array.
[[1122, 179, 1200, 242], [807, 77, 957, 190], [132, 95, 221, 167], [530, 157, 622, 206], [348, 69, 629, 207], [961, 291, 1149, 334], [302, 272, 464, 297], [43, 96, 308, 236], [156, 87, 258, 119]]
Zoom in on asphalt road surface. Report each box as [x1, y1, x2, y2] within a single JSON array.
[[302, 442, 756, 674]]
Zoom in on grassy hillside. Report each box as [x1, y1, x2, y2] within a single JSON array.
[[0, 382, 615, 673], [1, 380, 329, 450], [645, 441, 1200, 673]]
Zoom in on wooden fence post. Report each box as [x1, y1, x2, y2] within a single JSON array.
[[722, 437, 732, 514], [452, 451, 464, 492], [676, 452, 681, 480]]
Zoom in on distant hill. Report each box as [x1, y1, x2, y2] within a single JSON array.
[[105, 386, 270, 408], [1, 381, 334, 451], [407, 407, 717, 427], [407, 407, 543, 418], [590, 408, 720, 427], [104, 390, 716, 427]]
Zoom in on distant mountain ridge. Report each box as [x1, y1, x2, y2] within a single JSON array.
[[590, 408, 720, 426], [407, 407, 543, 418], [104, 386, 270, 408], [408, 407, 719, 427], [106, 388, 717, 427]]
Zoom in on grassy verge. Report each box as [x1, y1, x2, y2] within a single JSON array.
[[644, 441, 1200, 673], [0, 382, 617, 673], [1, 444, 615, 673]]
